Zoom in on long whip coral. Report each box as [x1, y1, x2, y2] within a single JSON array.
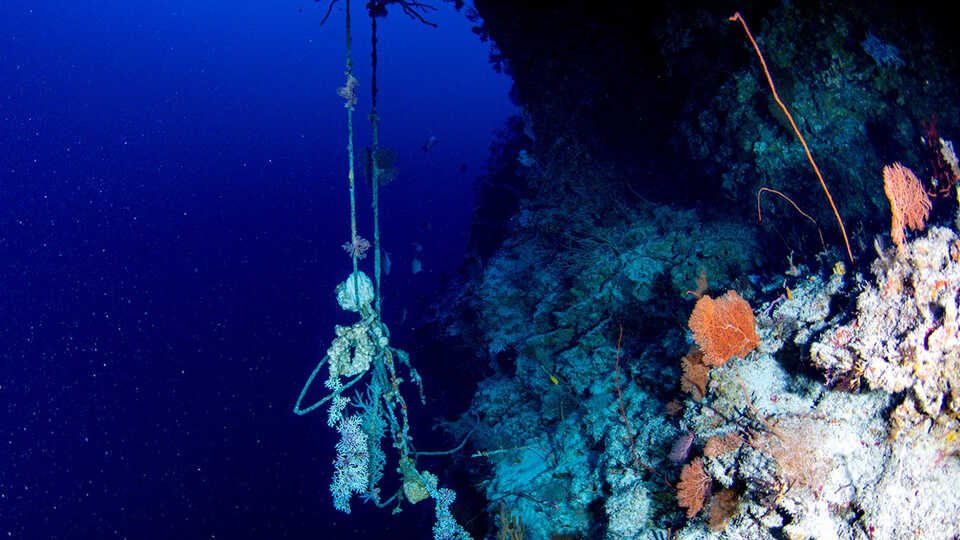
[[729, 11, 854, 263]]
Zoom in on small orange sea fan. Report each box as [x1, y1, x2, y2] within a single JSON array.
[[677, 458, 711, 518], [703, 432, 743, 458], [883, 162, 932, 246], [680, 346, 709, 401]]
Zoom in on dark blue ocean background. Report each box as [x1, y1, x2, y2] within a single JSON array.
[[1, 1, 513, 538]]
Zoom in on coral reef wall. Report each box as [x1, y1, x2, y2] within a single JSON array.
[[442, 0, 960, 537], [448, 143, 762, 538]]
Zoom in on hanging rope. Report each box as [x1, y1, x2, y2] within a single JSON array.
[[370, 12, 383, 314], [325, 0, 438, 314], [295, 6, 472, 535], [343, 0, 362, 305]]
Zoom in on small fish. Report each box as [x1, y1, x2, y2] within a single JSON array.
[[539, 364, 559, 385], [411, 243, 423, 274], [422, 134, 438, 152], [383, 250, 392, 275]]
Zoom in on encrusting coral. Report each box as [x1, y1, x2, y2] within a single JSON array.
[[811, 226, 960, 422]]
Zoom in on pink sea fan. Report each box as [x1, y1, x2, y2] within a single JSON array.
[[342, 235, 371, 259], [669, 431, 695, 463]]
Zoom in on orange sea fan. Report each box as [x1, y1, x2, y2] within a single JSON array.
[[680, 346, 709, 401], [883, 162, 932, 246], [703, 432, 743, 458], [708, 489, 740, 531], [677, 458, 711, 518], [688, 290, 759, 366]]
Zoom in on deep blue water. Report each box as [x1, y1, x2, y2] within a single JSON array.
[[0, 1, 513, 538]]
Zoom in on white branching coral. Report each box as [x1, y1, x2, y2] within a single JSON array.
[[811, 226, 960, 419]]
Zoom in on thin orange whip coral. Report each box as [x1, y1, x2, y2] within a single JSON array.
[[614, 323, 638, 469], [614, 323, 672, 487], [756, 187, 826, 252], [729, 12, 854, 263]]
